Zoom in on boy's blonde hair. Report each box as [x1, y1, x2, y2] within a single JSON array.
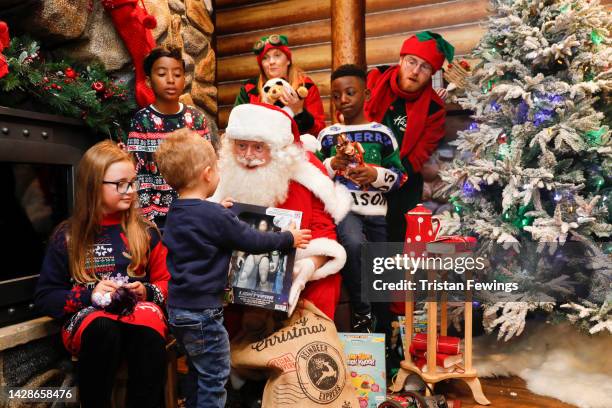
[[155, 128, 216, 191]]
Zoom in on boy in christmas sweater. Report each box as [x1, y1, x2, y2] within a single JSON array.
[[316, 64, 407, 332], [127, 47, 217, 228]]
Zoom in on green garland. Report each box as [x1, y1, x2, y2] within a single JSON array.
[[0, 36, 136, 138]]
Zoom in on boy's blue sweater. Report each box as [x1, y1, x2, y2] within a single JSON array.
[[163, 198, 294, 310]]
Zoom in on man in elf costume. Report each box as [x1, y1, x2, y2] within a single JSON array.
[[214, 103, 351, 320], [365, 31, 454, 243]]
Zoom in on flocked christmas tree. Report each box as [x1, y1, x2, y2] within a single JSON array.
[[439, 0, 611, 339]]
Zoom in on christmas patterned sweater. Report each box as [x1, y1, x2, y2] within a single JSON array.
[[34, 215, 170, 352], [316, 122, 407, 216], [127, 104, 214, 222]]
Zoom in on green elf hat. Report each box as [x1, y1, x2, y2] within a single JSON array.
[[400, 31, 455, 72]]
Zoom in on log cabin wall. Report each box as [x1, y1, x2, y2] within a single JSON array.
[[215, 0, 491, 129], [215, 0, 612, 129]]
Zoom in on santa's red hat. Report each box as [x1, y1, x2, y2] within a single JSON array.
[[225, 103, 300, 148], [400, 31, 454, 72]]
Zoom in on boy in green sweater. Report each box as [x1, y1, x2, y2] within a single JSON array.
[[317, 64, 407, 332]]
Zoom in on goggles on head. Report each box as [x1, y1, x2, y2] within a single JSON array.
[[252, 34, 289, 54]]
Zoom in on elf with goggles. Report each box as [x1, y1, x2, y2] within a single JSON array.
[[234, 34, 326, 136]]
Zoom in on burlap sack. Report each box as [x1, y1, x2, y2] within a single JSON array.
[[231, 300, 360, 407]]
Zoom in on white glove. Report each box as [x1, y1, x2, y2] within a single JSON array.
[[288, 258, 316, 316]]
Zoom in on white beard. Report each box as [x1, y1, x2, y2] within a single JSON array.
[[217, 139, 305, 207]]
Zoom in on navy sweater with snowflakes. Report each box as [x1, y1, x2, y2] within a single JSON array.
[[34, 215, 169, 327], [163, 199, 294, 310]]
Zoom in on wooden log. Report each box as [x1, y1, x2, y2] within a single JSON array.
[[217, 0, 456, 34], [217, 20, 331, 57], [218, 70, 331, 106], [218, 24, 482, 82], [219, 43, 331, 82], [331, 0, 366, 69], [216, 0, 330, 35], [216, 0, 487, 57], [218, 0, 611, 37], [216, 0, 273, 9], [366, 24, 485, 66], [331, 0, 365, 120], [219, 97, 332, 129], [365, 0, 451, 13], [366, 0, 488, 38]]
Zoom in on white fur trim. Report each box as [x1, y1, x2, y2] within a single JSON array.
[[226, 104, 293, 148], [292, 160, 351, 224], [282, 106, 295, 117], [322, 157, 335, 179], [300, 134, 321, 153], [296, 237, 346, 281]]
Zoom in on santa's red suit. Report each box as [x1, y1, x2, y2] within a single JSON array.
[[214, 103, 350, 326]]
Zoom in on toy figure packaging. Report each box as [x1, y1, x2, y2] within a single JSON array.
[[227, 203, 302, 313]]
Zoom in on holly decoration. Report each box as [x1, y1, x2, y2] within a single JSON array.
[[64, 67, 76, 79], [0, 36, 135, 138]]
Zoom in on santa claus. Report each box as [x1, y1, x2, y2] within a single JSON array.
[[214, 102, 351, 318]]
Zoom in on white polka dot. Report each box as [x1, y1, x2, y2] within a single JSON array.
[[428, 230, 433, 236], [418, 217, 424, 223], [415, 235, 421, 242], [406, 238, 412, 243]]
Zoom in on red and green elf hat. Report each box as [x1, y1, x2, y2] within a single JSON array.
[[252, 34, 292, 70], [400, 31, 454, 72]]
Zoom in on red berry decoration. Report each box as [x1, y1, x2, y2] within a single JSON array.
[[91, 81, 105, 92], [459, 60, 471, 70], [65, 67, 77, 79]]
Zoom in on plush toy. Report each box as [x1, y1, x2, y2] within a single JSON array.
[[102, 0, 157, 107], [0, 21, 10, 79], [91, 274, 138, 316], [261, 78, 308, 115]]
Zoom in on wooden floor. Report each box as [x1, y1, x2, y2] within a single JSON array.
[[435, 376, 577, 408]]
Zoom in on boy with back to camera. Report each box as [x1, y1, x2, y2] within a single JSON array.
[[154, 129, 311, 408], [317, 64, 407, 332], [127, 47, 217, 229]]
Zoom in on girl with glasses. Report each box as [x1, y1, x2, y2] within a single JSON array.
[[35, 140, 170, 408]]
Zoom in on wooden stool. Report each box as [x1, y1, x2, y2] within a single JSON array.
[[390, 261, 490, 405]]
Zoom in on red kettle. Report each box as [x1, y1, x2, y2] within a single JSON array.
[[404, 204, 440, 244]]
